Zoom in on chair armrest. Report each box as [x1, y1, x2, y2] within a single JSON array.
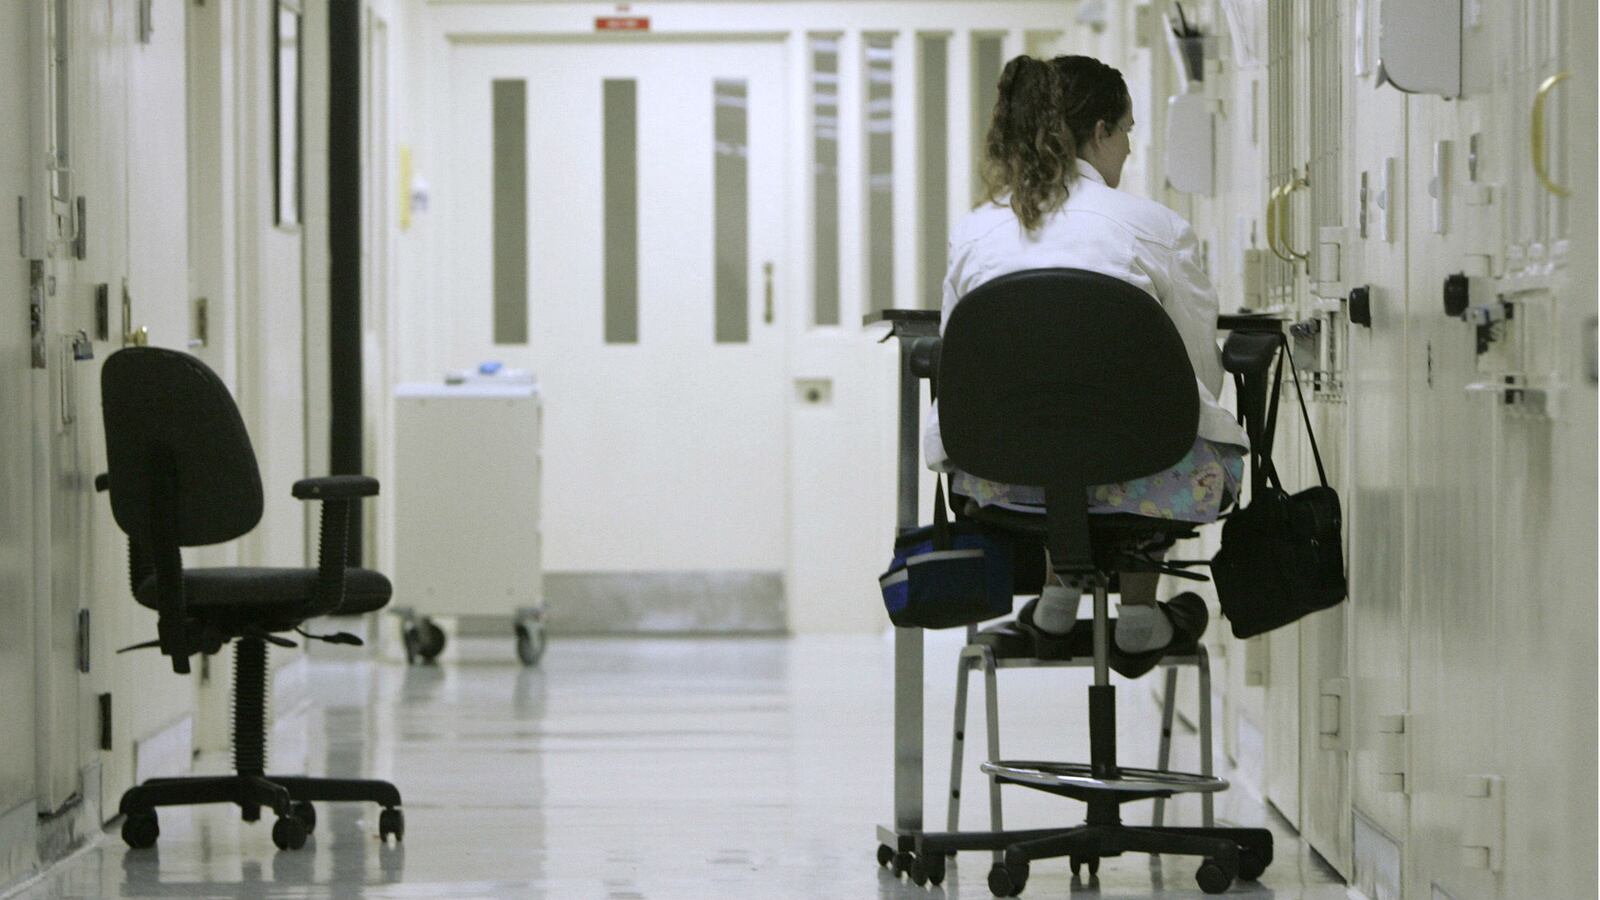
[[293, 475, 380, 500]]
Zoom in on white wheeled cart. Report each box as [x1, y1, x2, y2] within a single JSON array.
[[391, 378, 544, 665]]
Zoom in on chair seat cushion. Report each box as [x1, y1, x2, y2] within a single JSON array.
[[137, 567, 393, 620]]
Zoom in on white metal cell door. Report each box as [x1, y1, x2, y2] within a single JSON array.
[[446, 40, 789, 623]]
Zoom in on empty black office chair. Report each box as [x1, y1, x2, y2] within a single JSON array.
[[99, 347, 403, 851], [919, 269, 1272, 896]]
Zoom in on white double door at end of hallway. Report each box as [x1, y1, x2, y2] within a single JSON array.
[[447, 40, 789, 578]]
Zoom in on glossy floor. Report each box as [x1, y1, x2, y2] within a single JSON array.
[[12, 633, 1350, 899]]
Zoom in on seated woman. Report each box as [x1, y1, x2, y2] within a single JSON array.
[[923, 54, 1250, 675]]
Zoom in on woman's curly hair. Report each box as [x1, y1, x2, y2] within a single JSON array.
[[981, 55, 1130, 230]]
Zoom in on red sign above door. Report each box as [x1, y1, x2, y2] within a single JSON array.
[[595, 16, 650, 31]]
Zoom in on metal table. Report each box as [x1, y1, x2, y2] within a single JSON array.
[[865, 308, 943, 864]]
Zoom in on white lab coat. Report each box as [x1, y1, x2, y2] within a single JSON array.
[[923, 159, 1250, 474]]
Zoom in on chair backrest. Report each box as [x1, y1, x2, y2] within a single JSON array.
[[937, 268, 1200, 570], [101, 347, 264, 547]]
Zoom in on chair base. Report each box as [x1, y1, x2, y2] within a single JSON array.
[[118, 774, 403, 850], [913, 822, 1274, 896]]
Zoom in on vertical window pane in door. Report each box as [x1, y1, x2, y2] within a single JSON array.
[[865, 34, 895, 316], [714, 79, 749, 344], [492, 79, 528, 345], [971, 34, 1003, 206], [604, 79, 639, 344], [920, 35, 948, 311], [811, 35, 841, 326]]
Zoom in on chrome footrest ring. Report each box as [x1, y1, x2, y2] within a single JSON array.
[[981, 760, 1229, 794]]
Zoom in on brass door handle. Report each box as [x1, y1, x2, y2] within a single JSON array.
[[1266, 184, 1293, 263], [1279, 170, 1311, 265], [1531, 70, 1571, 198]]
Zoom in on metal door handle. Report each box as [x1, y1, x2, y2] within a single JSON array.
[[1531, 71, 1571, 198], [763, 261, 774, 324], [1266, 184, 1292, 263], [1278, 170, 1311, 265]]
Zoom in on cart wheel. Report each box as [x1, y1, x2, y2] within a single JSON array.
[[122, 811, 159, 849], [924, 852, 947, 886], [876, 843, 896, 868], [893, 849, 914, 877], [515, 623, 545, 666], [908, 855, 929, 887], [414, 619, 446, 661]]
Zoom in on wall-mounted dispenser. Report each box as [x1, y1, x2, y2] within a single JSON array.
[[1379, 0, 1462, 98], [1165, 92, 1216, 196], [1348, 286, 1373, 328]]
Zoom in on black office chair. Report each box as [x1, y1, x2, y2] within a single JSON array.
[[98, 347, 403, 852], [918, 269, 1273, 896]]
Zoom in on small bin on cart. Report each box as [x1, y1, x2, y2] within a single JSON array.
[[391, 369, 544, 665]]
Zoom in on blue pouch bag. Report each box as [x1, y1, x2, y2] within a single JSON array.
[[879, 478, 1015, 629]]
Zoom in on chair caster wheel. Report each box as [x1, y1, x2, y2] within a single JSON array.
[[290, 801, 316, 834], [988, 860, 1028, 896], [121, 812, 159, 849], [378, 808, 405, 844], [876, 843, 896, 868], [272, 815, 309, 851], [1071, 854, 1100, 879], [1238, 845, 1271, 881], [1196, 858, 1235, 894]]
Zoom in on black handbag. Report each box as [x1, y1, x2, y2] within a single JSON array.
[[1212, 336, 1347, 639]]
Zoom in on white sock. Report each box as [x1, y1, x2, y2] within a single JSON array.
[[1115, 603, 1173, 653], [1033, 581, 1082, 635]]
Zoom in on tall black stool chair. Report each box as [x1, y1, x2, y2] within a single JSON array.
[[917, 268, 1272, 896], [99, 347, 403, 851]]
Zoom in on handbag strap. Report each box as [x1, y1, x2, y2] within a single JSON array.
[[1253, 346, 1287, 494], [1280, 338, 1331, 488], [931, 475, 953, 549]]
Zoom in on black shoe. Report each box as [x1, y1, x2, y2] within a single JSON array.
[[1016, 596, 1084, 661], [1108, 592, 1209, 679]]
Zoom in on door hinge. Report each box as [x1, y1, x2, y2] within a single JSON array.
[[1458, 774, 1505, 872], [76, 609, 91, 673], [1376, 713, 1409, 794]]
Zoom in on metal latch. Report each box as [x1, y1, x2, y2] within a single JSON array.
[[29, 260, 46, 369], [1318, 678, 1350, 751], [76, 609, 91, 674]]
